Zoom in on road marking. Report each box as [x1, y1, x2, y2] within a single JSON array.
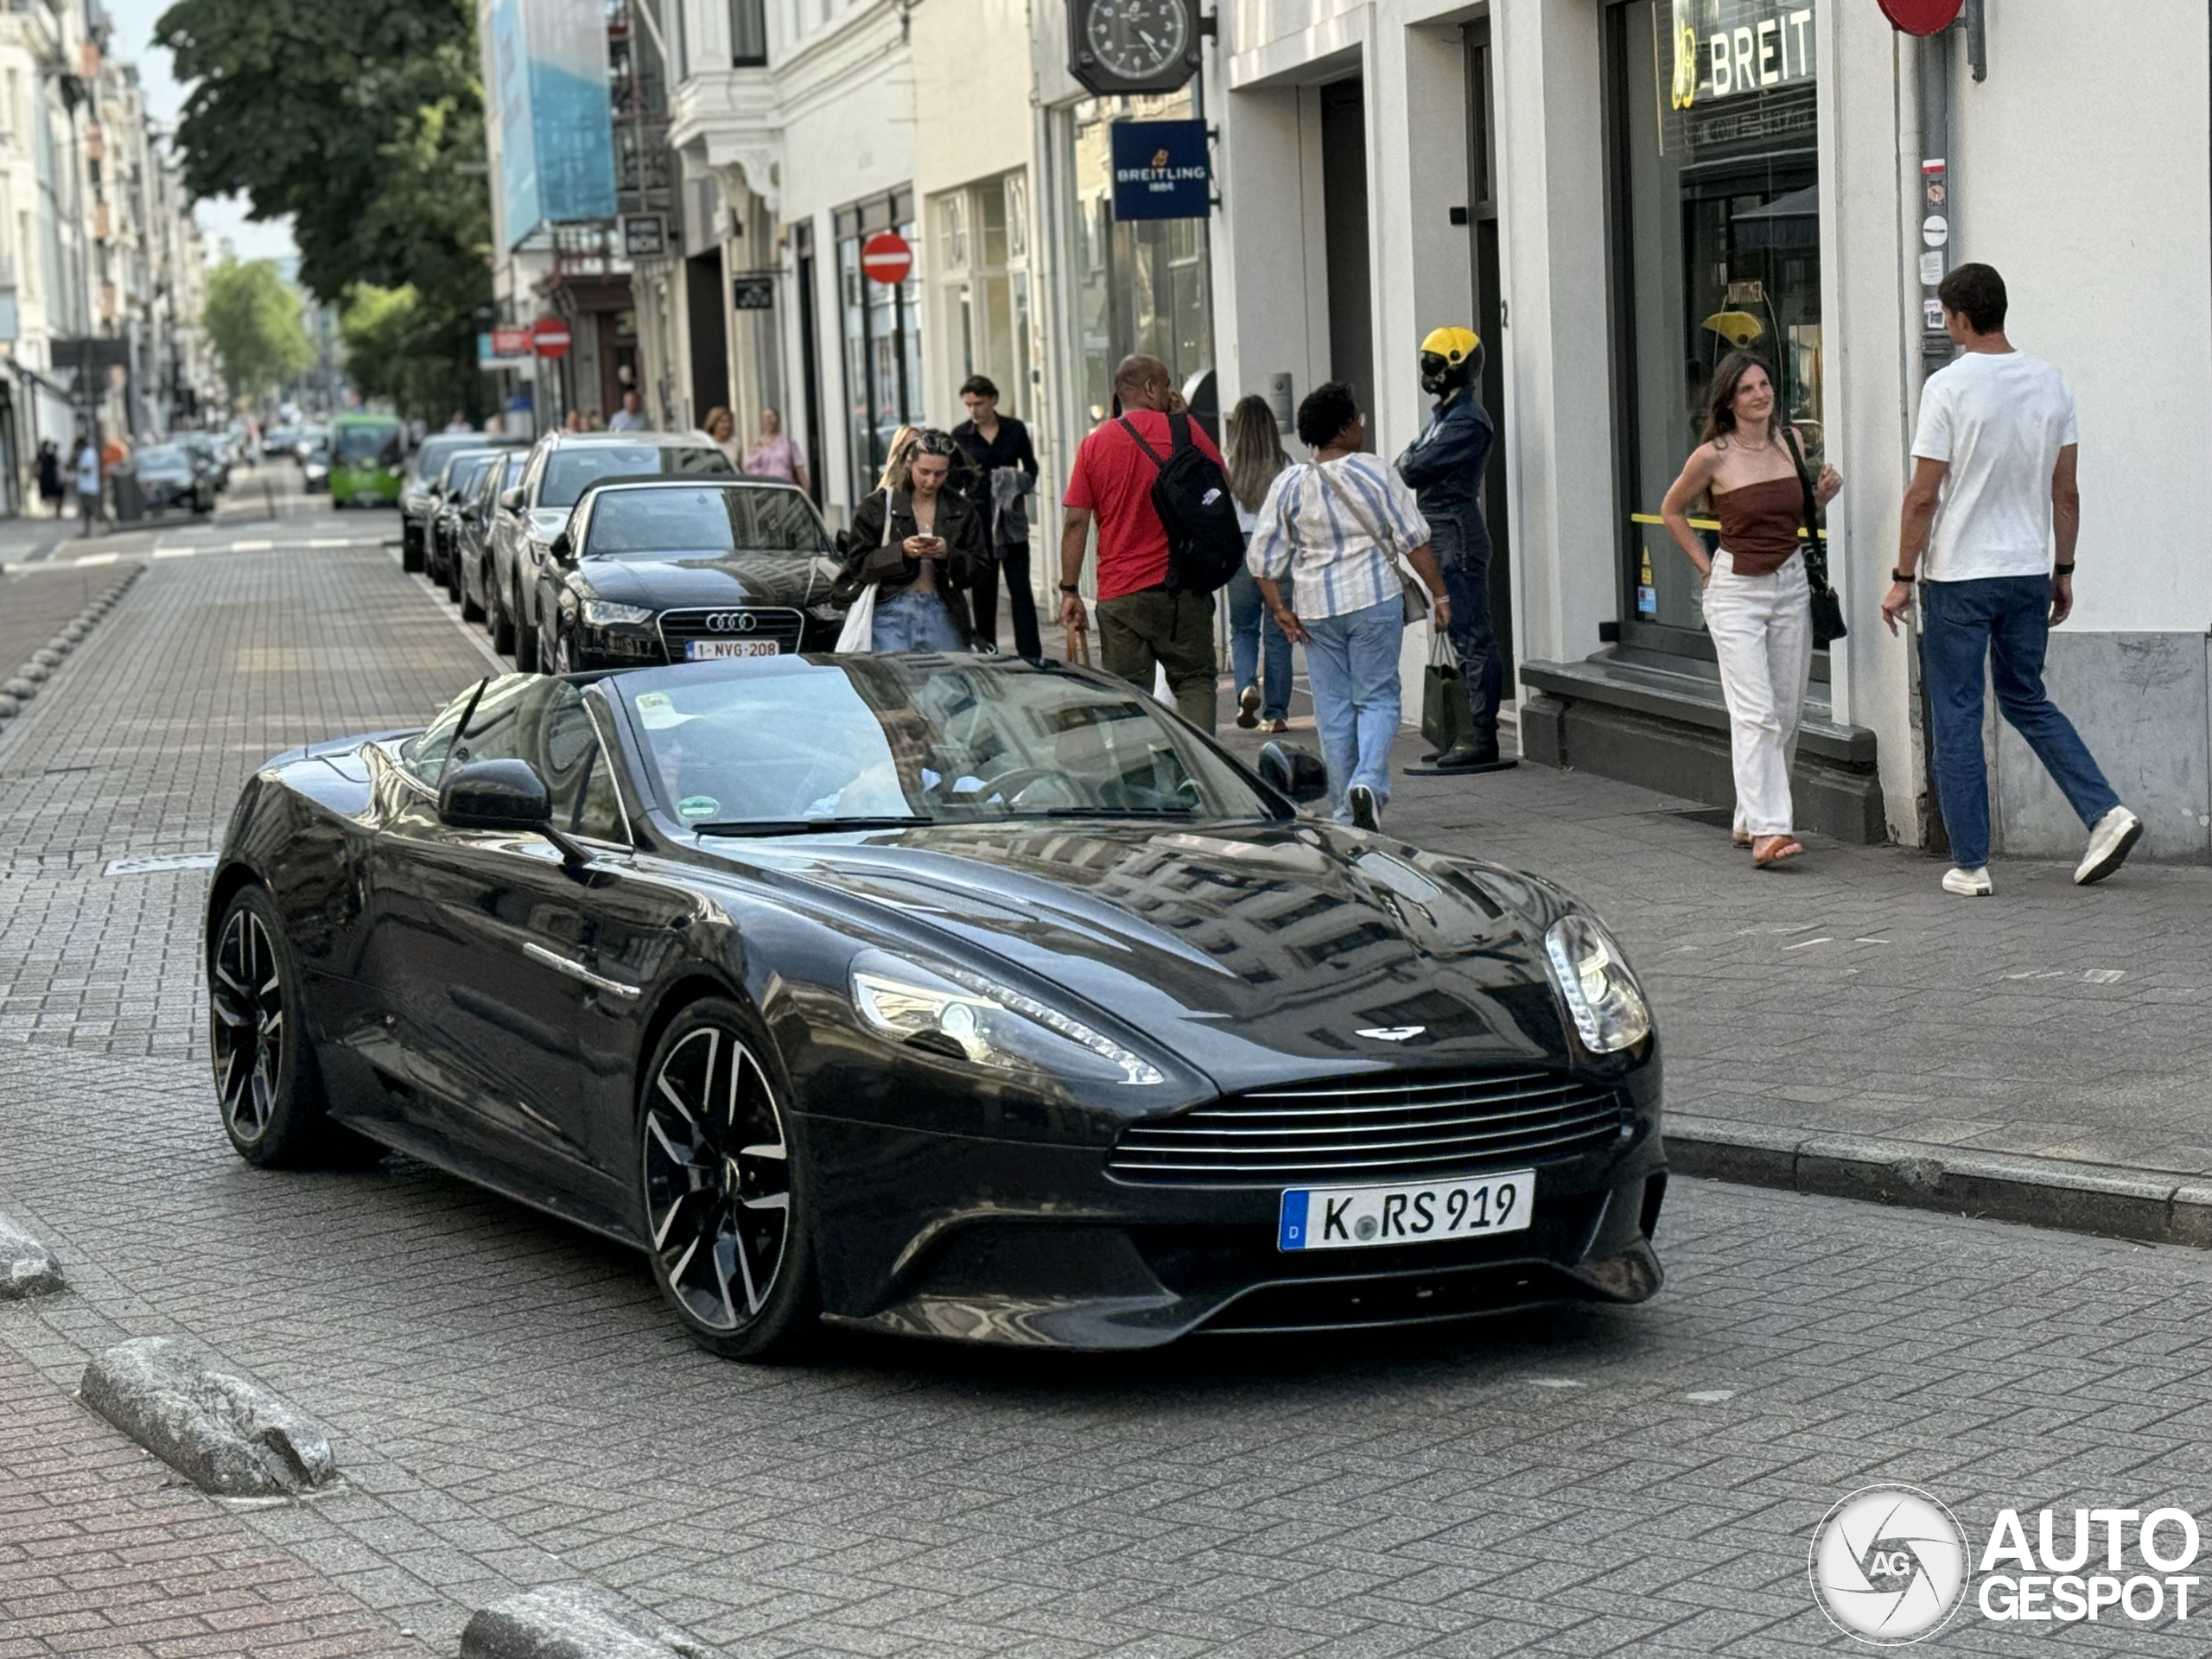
[[73, 552, 119, 566], [105, 853, 219, 876], [1783, 938, 1833, 951], [231, 539, 272, 551], [1685, 1390, 1736, 1403], [1854, 938, 1891, 944], [2082, 969, 2126, 985]]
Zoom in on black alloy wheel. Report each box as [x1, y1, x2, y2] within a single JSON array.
[[513, 584, 540, 671], [208, 887, 377, 1169], [638, 1000, 817, 1360]]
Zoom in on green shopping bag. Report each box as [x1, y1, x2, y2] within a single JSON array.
[[1421, 632, 1473, 754]]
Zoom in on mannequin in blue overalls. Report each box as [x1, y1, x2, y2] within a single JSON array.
[[1395, 327, 1503, 768]]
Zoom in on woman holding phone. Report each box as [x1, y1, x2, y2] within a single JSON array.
[[838, 429, 982, 652]]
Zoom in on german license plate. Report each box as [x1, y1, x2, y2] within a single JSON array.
[[686, 639, 782, 659], [1277, 1171, 1535, 1251]]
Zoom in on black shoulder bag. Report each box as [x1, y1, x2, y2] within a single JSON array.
[[1783, 426, 1847, 647]]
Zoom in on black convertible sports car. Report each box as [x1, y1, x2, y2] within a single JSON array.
[[535, 478, 844, 672], [207, 656, 1666, 1359]]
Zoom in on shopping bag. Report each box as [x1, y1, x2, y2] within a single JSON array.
[[1421, 631, 1472, 753], [835, 582, 878, 653]]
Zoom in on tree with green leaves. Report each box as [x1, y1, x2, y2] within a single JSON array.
[[203, 257, 315, 401], [158, 0, 494, 420]]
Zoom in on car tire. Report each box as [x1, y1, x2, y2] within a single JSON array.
[[491, 582, 516, 655], [402, 531, 424, 574], [638, 998, 819, 1363], [445, 547, 464, 606], [461, 561, 486, 623], [208, 886, 380, 1171], [513, 585, 540, 671]]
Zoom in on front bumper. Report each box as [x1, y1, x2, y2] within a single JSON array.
[[793, 1062, 1667, 1351]]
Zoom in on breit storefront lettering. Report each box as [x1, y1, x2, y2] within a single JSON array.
[[1671, 0, 1816, 110], [1116, 149, 1207, 195]]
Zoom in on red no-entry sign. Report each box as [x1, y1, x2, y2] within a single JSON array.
[[861, 232, 912, 286], [531, 316, 573, 359], [1879, 0, 1962, 34]]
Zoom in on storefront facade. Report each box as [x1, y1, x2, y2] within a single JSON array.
[[1210, 0, 2212, 859]]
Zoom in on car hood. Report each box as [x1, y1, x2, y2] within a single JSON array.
[[715, 820, 1580, 1088], [577, 550, 832, 609]]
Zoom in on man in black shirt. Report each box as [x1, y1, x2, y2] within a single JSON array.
[[951, 374, 1042, 657]]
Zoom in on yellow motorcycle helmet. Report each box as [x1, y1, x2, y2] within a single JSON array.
[[1420, 326, 1482, 395]]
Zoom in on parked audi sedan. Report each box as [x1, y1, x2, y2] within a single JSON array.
[[533, 479, 841, 672], [204, 655, 1666, 1361], [134, 444, 213, 515], [488, 433, 735, 671]]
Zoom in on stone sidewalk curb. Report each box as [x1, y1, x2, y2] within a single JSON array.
[[1669, 1115, 2212, 1248]]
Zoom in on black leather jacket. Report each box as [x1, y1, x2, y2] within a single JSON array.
[[839, 486, 983, 639]]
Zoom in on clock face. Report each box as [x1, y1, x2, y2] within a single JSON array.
[[1084, 0, 1188, 82]]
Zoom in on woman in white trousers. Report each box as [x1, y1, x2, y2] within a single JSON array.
[[1661, 353, 1841, 869]]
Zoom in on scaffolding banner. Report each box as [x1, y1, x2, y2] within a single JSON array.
[[493, 0, 617, 249]]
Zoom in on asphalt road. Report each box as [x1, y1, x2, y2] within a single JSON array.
[[3, 476, 2209, 1656]]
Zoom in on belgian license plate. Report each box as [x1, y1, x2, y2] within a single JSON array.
[[1278, 1170, 1535, 1252], [687, 639, 782, 659]]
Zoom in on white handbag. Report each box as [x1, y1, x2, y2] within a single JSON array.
[[834, 490, 896, 654]]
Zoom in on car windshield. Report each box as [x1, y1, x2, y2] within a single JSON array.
[[334, 421, 401, 465], [438, 449, 501, 492], [452, 455, 499, 498], [584, 486, 827, 556], [138, 448, 190, 473], [409, 433, 480, 483], [620, 657, 1282, 830], [540, 443, 733, 508]]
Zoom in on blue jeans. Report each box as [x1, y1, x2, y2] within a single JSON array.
[[1921, 575, 2120, 870], [1224, 565, 1292, 720], [1432, 518, 1503, 740], [1302, 595, 1403, 821], [871, 587, 966, 652]]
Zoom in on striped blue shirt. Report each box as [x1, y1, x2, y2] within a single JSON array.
[[1245, 455, 1431, 621]]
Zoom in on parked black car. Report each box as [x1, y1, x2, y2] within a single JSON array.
[[205, 655, 1666, 1362], [426, 449, 509, 590], [458, 453, 528, 619], [133, 444, 213, 514], [401, 432, 521, 573], [179, 431, 231, 493], [534, 480, 842, 672], [302, 439, 330, 493], [487, 433, 735, 671]]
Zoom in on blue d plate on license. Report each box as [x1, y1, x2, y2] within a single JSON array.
[[1278, 1170, 1535, 1252]]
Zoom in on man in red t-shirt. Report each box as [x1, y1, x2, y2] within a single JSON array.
[[1058, 354, 1224, 731]]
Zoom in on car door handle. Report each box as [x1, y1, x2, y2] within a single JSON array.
[[523, 943, 640, 1000]]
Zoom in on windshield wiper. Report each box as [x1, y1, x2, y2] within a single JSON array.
[[692, 816, 931, 837], [1020, 806, 1199, 819]]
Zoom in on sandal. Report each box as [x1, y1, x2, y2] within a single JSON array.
[[1751, 836, 1804, 868], [1732, 832, 1753, 849]]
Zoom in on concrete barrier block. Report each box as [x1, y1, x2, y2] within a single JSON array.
[[0, 1214, 62, 1298], [79, 1336, 339, 1497], [461, 1584, 717, 1659]]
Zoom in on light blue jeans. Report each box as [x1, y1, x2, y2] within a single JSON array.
[[1224, 565, 1293, 721], [1301, 594, 1403, 821], [871, 587, 965, 652]]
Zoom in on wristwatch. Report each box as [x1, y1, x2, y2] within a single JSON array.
[[1058, 582, 1082, 594], [2053, 563, 2076, 575], [1891, 569, 1917, 584]]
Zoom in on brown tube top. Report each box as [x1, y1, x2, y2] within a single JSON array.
[[1710, 476, 1804, 576]]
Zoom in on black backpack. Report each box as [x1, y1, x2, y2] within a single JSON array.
[[1117, 413, 1244, 595]]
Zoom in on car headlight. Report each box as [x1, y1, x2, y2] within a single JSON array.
[[582, 600, 654, 626], [1543, 914, 1651, 1054], [849, 950, 1163, 1086]]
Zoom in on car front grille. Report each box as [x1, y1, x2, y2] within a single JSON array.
[[1107, 1069, 1628, 1186], [656, 606, 805, 659]]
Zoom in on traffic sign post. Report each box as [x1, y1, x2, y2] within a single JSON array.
[[531, 316, 573, 359], [860, 232, 912, 286]]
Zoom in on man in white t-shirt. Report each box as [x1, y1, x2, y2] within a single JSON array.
[[1882, 264, 2139, 898]]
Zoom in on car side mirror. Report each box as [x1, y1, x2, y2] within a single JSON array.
[[438, 758, 589, 865], [1258, 741, 1330, 804], [499, 487, 525, 512], [550, 532, 574, 563], [437, 758, 550, 830]]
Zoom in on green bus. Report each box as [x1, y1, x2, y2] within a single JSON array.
[[328, 414, 406, 508]]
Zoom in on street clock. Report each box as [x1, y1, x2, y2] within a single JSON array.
[[1068, 0, 1201, 97]]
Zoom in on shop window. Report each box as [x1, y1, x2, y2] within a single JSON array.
[[1606, 0, 1824, 664], [730, 0, 767, 66], [1003, 173, 1028, 262], [1058, 92, 1214, 428], [940, 194, 969, 270]]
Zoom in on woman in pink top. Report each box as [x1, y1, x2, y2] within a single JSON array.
[[743, 406, 810, 494]]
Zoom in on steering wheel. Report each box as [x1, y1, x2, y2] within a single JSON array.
[[931, 765, 1060, 806]]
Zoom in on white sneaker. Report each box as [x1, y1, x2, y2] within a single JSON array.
[[1942, 867, 1993, 897], [2075, 805, 2143, 886]]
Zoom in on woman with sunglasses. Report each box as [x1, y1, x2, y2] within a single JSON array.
[[839, 429, 983, 652]]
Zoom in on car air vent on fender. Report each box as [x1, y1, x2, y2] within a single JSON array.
[[1107, 1069, 1627, 1185]]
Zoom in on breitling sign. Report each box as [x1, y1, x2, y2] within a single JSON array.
[[1669, 0, 1817, 110], [1109, 119, 1210, 221]]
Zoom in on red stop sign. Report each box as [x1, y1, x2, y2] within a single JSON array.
[[1878, 0, 1962, 34], [861, 232, 912, 286], [531, 315, 573, 359]]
